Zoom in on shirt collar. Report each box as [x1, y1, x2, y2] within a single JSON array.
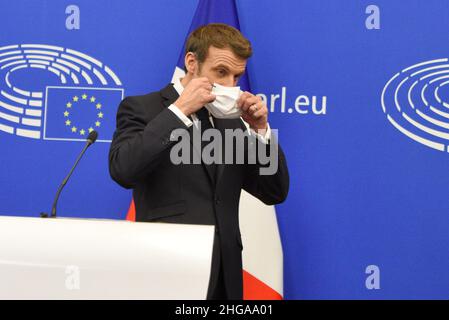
[[173, 77, 184, 96]]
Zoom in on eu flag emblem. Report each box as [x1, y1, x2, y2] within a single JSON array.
[[43, 86, 123, 142]]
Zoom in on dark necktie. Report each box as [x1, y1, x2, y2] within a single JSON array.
[[196, 107, 213, 130], [195, 107, 217, 181]]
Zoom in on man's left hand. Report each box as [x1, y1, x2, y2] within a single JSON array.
[[238, 91, 268, 133]]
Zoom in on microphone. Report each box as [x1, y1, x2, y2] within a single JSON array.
[[40, 130, 98, 218]]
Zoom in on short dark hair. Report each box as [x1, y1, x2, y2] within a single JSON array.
[[184, 23, 252, 71]]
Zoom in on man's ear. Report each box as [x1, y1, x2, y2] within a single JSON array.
[[184, 52, 198, 75]]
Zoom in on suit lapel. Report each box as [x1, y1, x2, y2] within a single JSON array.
[[160, 84, 179, 108], [160, 84, 216, 186]]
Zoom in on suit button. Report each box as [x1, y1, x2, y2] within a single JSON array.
[[214, 197, 220, 205]]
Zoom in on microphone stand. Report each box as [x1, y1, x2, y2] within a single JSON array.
[[40, 133, 97, 218]]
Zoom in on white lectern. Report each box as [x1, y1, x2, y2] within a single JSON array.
[[0, 216, 214, 300]]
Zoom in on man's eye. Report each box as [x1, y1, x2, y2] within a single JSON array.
[[218, 69, 226, 76]]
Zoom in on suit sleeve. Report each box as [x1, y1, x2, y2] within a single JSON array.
[[108, 96, 187, 189], [242, 132, 290, 205]]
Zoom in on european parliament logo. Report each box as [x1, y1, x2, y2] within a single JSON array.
[[381, 58, 449, 153], [0, 44, 124, 142]]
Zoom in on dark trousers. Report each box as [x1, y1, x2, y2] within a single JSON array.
[[206, 233, 228, 300]]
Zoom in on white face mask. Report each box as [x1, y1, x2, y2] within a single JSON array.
[[205, 83, 242, 119]]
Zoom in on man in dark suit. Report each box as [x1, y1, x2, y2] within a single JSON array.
[[109, 23, 289, 300]]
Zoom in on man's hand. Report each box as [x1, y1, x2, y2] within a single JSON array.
[[238, 91, 268, 133], [174, 77, 215, 116]]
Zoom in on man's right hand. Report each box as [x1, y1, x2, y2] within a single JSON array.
[[174, 77, 216, 116]]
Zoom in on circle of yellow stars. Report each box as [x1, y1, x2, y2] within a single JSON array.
[[64, 93, 104, 136]]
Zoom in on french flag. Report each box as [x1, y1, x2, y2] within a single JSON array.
[[126, 0, 283, 300]]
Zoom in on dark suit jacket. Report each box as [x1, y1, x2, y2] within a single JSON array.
[[109, 83, 289, 299]]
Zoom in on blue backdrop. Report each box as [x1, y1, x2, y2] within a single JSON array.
[[1, 0, 448, 299]]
